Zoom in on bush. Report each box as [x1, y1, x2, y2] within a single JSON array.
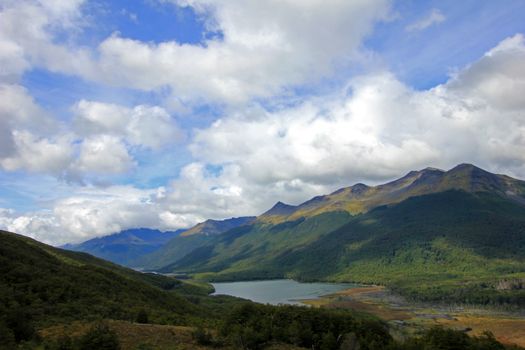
[[0, 321, 16, 350], [192, 325, 213, 345], [79, 322, 120, 350], [136, 309, 149, 324], [5, 309, 37, 343]]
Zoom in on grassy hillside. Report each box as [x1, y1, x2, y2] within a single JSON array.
[[132, 217, 256, 269], [0, 230, 220, 328], [277, 190, 525, 305], [158, 210, 352, 278]]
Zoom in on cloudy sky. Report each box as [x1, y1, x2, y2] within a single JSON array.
[[1, 0, 525, 245]]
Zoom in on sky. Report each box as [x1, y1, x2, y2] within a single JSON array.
[[1, 0, 525, 245]]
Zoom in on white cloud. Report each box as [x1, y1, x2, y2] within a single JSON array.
[[0, 0, 390, 104], [92, 0, 390, 103], [52, 186, 159, 242], [0, 208, 67, 245], [405, 8, 445, 32], [446, 34, 525, 111], [73, 100, 130, 135], [0, 0, 93, 82], [191, 33, 525, 186], [74, 100, 183, 149], [73, 135, 135, 175], [0, 130, 73, 174]]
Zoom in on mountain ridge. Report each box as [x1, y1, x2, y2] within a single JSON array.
[[147, 164, 525, 306], [258, 163, 525, 223]]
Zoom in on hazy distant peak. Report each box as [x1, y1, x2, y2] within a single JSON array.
[[180, 216, 256, 237]]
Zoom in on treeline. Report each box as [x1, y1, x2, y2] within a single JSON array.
[[2, 301, 523, 349], [210, 303, 520, 350]]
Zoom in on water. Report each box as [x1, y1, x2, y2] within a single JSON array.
[[211, 279, 356, 305]]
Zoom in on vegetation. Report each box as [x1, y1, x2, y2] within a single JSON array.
[[1, 229, 521, 349], [154, 190, 525, 307]]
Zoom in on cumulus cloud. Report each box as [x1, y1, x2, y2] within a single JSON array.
[[191, 33, 525, 185], [0, 131, 73, 174], [0, 90, 181, 178], [3, 33, 525, 245], [0, 0, 391, 104], [73, 100, 183, 149], [405, 8, 445, 32], [1, 1, 525, 247], [0, 84, 71, 174], [0, 0, 93, 82], [93, 0, 390, 103], [73, 135, 135, 175]]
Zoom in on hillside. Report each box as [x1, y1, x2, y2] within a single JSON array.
[[155, 164, 525, 305], [134, 216, 256, 270], [63, 228, 183, 266], [1, 230, 457, 350], [0, 230, 224, 330]]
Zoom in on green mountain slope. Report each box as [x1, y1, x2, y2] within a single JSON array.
[[155, 164, 525, 305], [159, 211, 352, 278], [275, 190, 525, 305], [0, 230, 212, 328], [135, 216, 255, 270]]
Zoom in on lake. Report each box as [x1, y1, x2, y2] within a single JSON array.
[[211, 279, 356, 305]]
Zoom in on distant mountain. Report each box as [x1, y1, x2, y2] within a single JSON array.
[[154, 164, 525, 306], [63, 228, 183, 267], [180, 216, 255, 237], [131, 216, 255, 269]]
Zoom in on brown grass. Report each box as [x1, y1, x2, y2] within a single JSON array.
[[435, 315, 525, 347], [301, 286, 525, 348], [40, 320, 215, 350]]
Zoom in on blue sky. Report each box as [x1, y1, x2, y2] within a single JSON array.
[[1, 0, 525, 244]]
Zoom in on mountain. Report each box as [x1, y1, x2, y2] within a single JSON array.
[[180, 216, 255, 237], [258, 163, 525, 223], [63, 228, 183, 266], [132, 216, 256, 269], [154, 164, 525, 306]]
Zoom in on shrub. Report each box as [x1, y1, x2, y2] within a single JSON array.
[[79, 322, 120, 350]]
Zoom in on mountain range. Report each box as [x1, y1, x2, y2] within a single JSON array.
[[63, 163, 525, 306], [64, 217, 255, 268], [141, 164, 525, 305], [62, 228, 183, 266]]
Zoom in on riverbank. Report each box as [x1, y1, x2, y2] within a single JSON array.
[[301, 285, 525, 347]]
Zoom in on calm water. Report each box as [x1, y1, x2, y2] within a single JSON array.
[[212, 279, 356, 305]]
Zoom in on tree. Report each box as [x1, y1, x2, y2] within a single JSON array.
[[136, 309, 149, 324], [79, 322, 120, 350], [320, 332, 338, 350]]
